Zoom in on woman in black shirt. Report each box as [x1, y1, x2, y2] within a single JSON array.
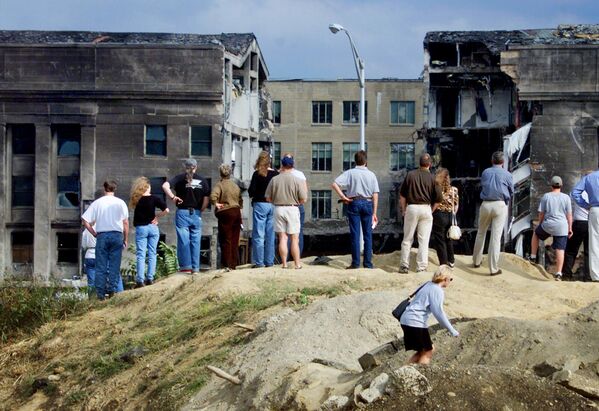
[[130, 177, 169, 287]]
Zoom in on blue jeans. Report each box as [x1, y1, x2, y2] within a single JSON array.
[[135, 224, 160, 282], [347, 199, 374, 268], [175, 208, 202, 271], [95, 231, 124, 298], [287, 204, 305, 261], [85, 258, 123, 296], [252, 202, 275, 267]]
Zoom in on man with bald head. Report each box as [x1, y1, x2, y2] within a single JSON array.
[[398, 153, 442, 273]]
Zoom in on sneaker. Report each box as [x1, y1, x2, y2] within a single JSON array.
[[144, 279, 153, 286], [448, 262, 455, 268], [134, 282, 144, 289], [473, 263, 481, 268], [490, 269, 503, 276], [554, 273, 563, 281], [179, 269, 192, 273], [527, 256, 537, 264], [416, 268, 427, 273], [398, 266, 409, 274]]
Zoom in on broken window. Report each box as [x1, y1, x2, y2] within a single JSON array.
[[149, 177, 167, 202], [390, 101, 415, 125], [311, 143, 332, 171], [273, 142, 281, 169], [343, 142, 367, 171], [57, 232, 78, 263], [436, 89, 459, 127], [311, 190, 331, 219], [513, 181, 531, 220], [272, 101, 281, 124], [390, 143, 415, 171], [57, 175, 80, 208], [343, 101, 367, 124], [191, 126, 212, 157], [12, 231, 33, 264], [54, 124, 81, 208], [312, 101, 333, 124], [145, 125, 167, 156]]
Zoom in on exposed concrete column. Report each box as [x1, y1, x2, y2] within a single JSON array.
[[33, 124, 52, 282], [0, 123, 6, 279], [80, 125, 96, 201], [241, 137, 251, 181]]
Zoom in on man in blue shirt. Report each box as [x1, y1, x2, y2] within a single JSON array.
[[571, 169, 599, 282], [472, 151, 514, 276]]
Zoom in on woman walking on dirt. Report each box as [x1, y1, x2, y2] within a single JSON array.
[[400, 265, 459, 364]]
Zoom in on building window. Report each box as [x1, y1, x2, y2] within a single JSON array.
[[12, 124, 35, 155], [273, 101, 281, 124], [12, 176, 34, 207], [273, 142, 281, 169], [342, 142, 367, 171], [191, 126, 212, 157], [150, 177, 167, 202], [312, 101, 333, 124], [146, 125, 167, 156], [312, 143, 332, 171], [12, 231, 33, 264], [57, 232, 79, 263], [390, 101, 415, 125], [513, 182, 530, 220], [53, 125, 81, 209], [343, 101, 367, 124], [390, 143, 415, 171], [57, 175, 80, 208], [311, 190, 331, 219]]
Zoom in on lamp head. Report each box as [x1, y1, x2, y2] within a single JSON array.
[[329, 23, 344, 34]]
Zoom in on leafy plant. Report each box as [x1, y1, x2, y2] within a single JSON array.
[[156, 241, 178, 278]]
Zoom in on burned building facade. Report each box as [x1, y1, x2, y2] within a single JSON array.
[[423, 25, 599, 254], [0, 30, 269, 281]]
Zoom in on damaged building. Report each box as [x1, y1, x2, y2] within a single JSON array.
[[0, 30, 270, 281], [423, 24, 599, 255]]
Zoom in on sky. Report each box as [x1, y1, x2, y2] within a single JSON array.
[[1, 0, 598, 80]]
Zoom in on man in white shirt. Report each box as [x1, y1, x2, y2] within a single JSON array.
[[82, 180, 129, 299]]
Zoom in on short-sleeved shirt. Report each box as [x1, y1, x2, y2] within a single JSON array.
[[265, 171, 307, 205], [133, 195, 167, 226], [290, 169, 307, 181], [539, 192, 572, 236], [82, 195, 129, 233], [334, 166, 379, 198], [169, 173, 210, 209], [248, 169, 279, 204]]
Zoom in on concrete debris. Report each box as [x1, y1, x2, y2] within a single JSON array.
[[47, 374, 60, 382], [560, 373, 599, 400], [358, 342, 400, 371], [320, 395, 349, 410], [391, 366, 433, 396], [551, 369, 572, 383], [254, 308, 296, 334], [359, 373, 389, 404]]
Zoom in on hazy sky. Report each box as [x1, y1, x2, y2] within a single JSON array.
[[1, 0, 597, 80]]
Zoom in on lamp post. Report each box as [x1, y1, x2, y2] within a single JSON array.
[[329, 23, 365, 150]]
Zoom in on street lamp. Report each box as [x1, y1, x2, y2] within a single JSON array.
[[329, 23, 365, 150]]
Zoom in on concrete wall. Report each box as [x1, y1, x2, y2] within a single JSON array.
[[266, 79, 424, 232]]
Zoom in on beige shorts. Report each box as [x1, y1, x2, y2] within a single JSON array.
[[274, 206, 301, 234]]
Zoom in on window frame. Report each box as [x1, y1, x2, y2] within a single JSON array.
[[311, 142, 332, 172], [272, 101, 281, 124], [56, 232, 79, 264], [190, 125, 212, 157], [390, 101, 416, 125], [312, 101, 333, 124], [11, 231, 34, 264], [311, 190, 332, 219], [145, 125, 167, 157], [389, 142, 415, 171], [342, 142, 367, 171], [343, 101, 368, 124]]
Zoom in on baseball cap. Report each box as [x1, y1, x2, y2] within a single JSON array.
[[183, 158, 197, 168], [281, 156, 294, 167], [551, 176, 562, 187]]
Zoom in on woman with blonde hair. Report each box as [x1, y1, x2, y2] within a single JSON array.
[[130, 177, 169, 287], [399, 265, 459, 364], [432, 167, 459, 267], [248, 150, 278, 268], [210, 164, 243, 270]]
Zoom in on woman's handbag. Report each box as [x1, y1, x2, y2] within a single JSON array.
[[392, 283, 427, 322], [447, 187, 462, 240]]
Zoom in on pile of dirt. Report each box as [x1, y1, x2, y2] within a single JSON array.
[[1, 250, 598, 410]]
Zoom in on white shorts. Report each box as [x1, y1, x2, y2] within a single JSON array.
[[274, 206, 301, 234]]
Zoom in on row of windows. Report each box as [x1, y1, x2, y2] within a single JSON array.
[[145, 125, 212, 157], [311, 142, 415, 172], [272, 101, 415, 125], [12, 231, 78, 264], [311, 190, 398, 220]]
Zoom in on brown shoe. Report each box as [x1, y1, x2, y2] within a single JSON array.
[[490, 269, 503, 276]]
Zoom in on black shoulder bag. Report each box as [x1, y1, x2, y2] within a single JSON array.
[[391, 282, 427, 322]]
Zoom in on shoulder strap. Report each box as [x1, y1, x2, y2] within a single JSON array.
[[409, 282, 428, 298]]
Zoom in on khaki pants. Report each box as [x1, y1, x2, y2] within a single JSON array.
[[400, 204, 433, 271], [588, 208, 599, 281], [472, 200, 508, 273]]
